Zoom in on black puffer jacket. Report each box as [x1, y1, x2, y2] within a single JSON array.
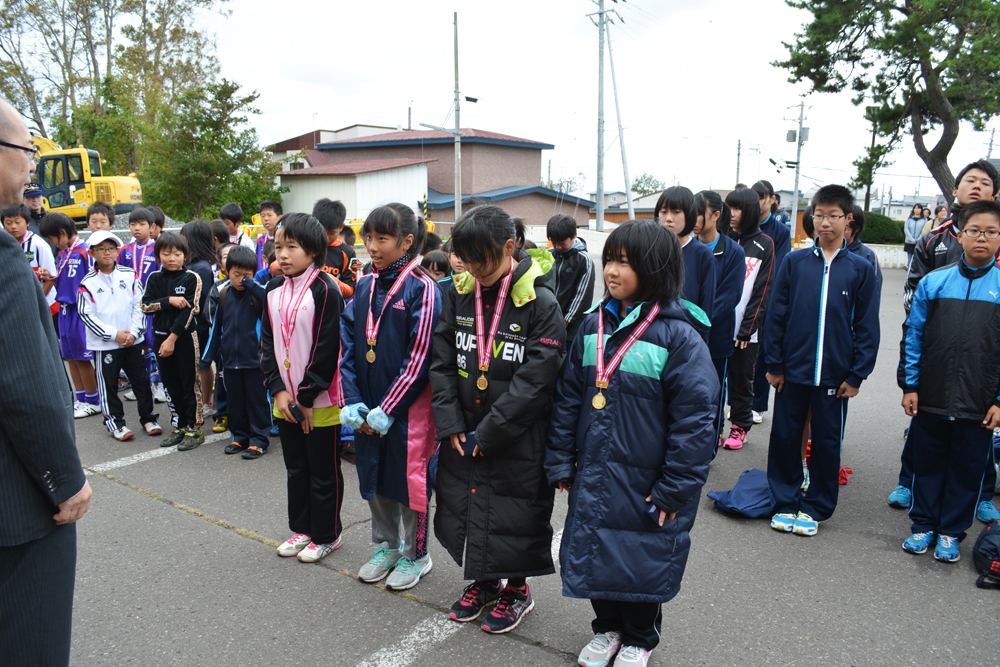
[[430, 249, 566, 579]]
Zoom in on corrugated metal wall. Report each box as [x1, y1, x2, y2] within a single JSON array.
[[355, 164, 428, 220]]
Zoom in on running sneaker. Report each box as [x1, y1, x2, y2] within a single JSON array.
[[297, 535, 343, 563], [269, 424, 280, 436], [118, 376, 131, 392], [723, 425, 746, 450], [977, 500, 1000, 523], [615, 646, 653, 667], [771, 513, 796, 532], [340, 441, 357, 465], [212, 416, 228, 434], [481, 584, 534, 634], [112, 426, 134, 441], [792, 512, 819, 536], [177, 430, 204, 451], [616, 645, 652, 666], [449, 579, 503, 622], [752, 410, 764, 424], [277, 533, 311, 557], [888, 485, 912, 509], [160, 428, 185, 447], [224, 441, 245, 455], [934, 534, 960, 562], [903, 531, 936, 555], [386, 554, 432, 590], [153, 383, 168, 403], [74, 402, 100, 419], [242, 445, 268, 460], [358, 543, 403, 583], [144, 421, 163, 436], [124, 390, 136, 401], [578, 631, 622, 667]]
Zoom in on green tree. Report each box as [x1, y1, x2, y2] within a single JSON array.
[[544, 171, 585, 194], [142, 79, 284, 220], [776, 0, 1000, 200], [630, 172, 665, 197]]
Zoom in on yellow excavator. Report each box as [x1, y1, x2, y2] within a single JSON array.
[[31, 135, 143, 222]]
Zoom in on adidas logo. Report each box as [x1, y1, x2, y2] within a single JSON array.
[[96, 288, 104, 293], [935, 244, 947, 254], [392, 300, 406, 310]]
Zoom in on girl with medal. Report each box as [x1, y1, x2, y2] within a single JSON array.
[[339, 203, 441, 590], [430, 205, 566, 634], [260, 214, 346, 564], [545, 221, 718, 667]]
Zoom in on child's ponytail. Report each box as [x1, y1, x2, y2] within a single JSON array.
[[696, 190, 731, 235]]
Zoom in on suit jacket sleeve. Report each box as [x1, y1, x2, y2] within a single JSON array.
[[0, 232, 85, 509]]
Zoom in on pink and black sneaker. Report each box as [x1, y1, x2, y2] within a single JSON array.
[[481, 583, 534, 634], [448, 579, 502, 622], [723, 425, 747, 450]]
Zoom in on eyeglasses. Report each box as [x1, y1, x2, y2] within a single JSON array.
[[961, 228, 1000, 239], [813, 214, 846, 222], [0, 140, 41, 161], [91, 245, 120, 253]]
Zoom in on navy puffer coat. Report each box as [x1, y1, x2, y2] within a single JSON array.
[[545, 297, 718, 603]]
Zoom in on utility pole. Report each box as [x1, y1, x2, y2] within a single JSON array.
[[548, 159, 552, 187], [595, 0, 606, 232], [453, 12, 462, 221], [790, 101, 805, 243], [864, 106, 876, 211], [988, 127, 996, 160], [606, 25, 634, 221], [736, 139, 741, 185], [407, 101, 412, 131]]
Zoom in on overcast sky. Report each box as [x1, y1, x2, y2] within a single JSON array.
[[202, 0, 997, 203]]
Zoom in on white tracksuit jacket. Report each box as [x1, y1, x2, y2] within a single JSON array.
[[77, 264, 146, 351]]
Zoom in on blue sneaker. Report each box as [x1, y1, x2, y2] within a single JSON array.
[[269, 424, 280, 436], [792, 512, 818, 536], [933, 534, 960, 562], [888, 485, 912, 509], [770, 513, 795, 532], [977, 500, 1000, 523], [903, 531, 936, 554]]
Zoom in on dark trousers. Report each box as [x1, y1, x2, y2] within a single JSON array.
[[156, 332, 203, 431], [0, 523, 76, 666], [908, 412, 994, 538], [767, 382, 847, 521], [591, 599, 662, 650], [225, 367, 270, 450], [899, 425, 995, 501], [727, 342, 758, 431], [712, 356, 729, 453], [215, 370, 227, 419], [279, 421, 344, 544], [752, 339, 772, 412], [95, 345, 156, 432]]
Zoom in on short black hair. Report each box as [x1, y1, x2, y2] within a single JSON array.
[[811, 184, 854, 217], [733, 183, 748, 190], [179, 220, 218, 265], [849, 205, 865, 238], [128, 207, 152, 225], [452, 204, 524, 275], [262, 239, 274, 261], [39, 211, 76, 239], [147, 206, 166, 229], [277, 212, 327, 267], [801, 206, 815, 237], [751, 180, 776, 216], [695, 190, 731, 235], [340, 226, 356, 247], [546, 214, 578, 243], [775, 193, 782, 204], [312, 198, 347, 232], [956, 160, 1000, 196], [219, 202, 243, 224], [259, 200, 283, 216], [422, 232, 442, 254], [654, 186, 697, 237], [361, 203, 426, 256], [87, 201, 115, 223], [225, 244, 257, 273], [210, 219, 229, 245], [154, 231, 189, 262], [602, 220, 683, 306], [957, 199, 1000, 228], [725, 188, 761, 235], [216, 241, 234, 264], [1, 204, 31, 223], [420, 250, 450, 274]]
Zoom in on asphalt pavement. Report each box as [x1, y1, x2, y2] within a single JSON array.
[[68, 268, 1000, 666]]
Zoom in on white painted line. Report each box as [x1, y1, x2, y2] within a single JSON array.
[[84, 432, 230, 475], [357, 615, 462, 667], [551, 529, 563, 568]]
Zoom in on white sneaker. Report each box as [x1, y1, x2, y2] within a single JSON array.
[[277, 533, 312, 557], [297, 535, 343, 563], [578, 631, 622, 667], [112, 426, 134, 441], [616, 645, 652, 666], [385, 554, 432, 590], [74, 402, 101, 419], [752, 410, 764, 424], [725, 406, 730, 419], [124, 390, 137, 401], [144, 421, 163, 436], [153, 383, 168, 403]]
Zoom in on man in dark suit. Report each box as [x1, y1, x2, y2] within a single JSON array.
[[0, 96, 92, 666]]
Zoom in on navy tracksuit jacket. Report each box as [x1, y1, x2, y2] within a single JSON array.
[[703, 234, 746, 444], [763, 240, 880, 521], [753, 215, 792, 412]]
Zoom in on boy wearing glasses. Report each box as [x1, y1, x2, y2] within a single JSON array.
[[763, 185, 880, 537], [899, 200, 1000, 562], [78, 230, 161, 441]]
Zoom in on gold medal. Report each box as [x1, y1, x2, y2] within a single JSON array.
[[283, 358, 291, 370], [366, 348, 376, 363], [592, 392, 606, 410], [476, 375, 489, 391]]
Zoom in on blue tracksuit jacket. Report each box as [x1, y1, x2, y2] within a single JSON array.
[[704, 234, 745, 358], [760, 213, 791, 274], [681, 238, 716, 325]]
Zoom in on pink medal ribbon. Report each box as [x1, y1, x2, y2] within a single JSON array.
[[56, 236, 81, 277], [278, 266, 319, 372], [364, 257, 420, 363], [593, 302, 661, 409], [473, 258, 515, 391]]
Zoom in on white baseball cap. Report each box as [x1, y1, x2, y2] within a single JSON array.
[[87, 230, 123, 249]]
